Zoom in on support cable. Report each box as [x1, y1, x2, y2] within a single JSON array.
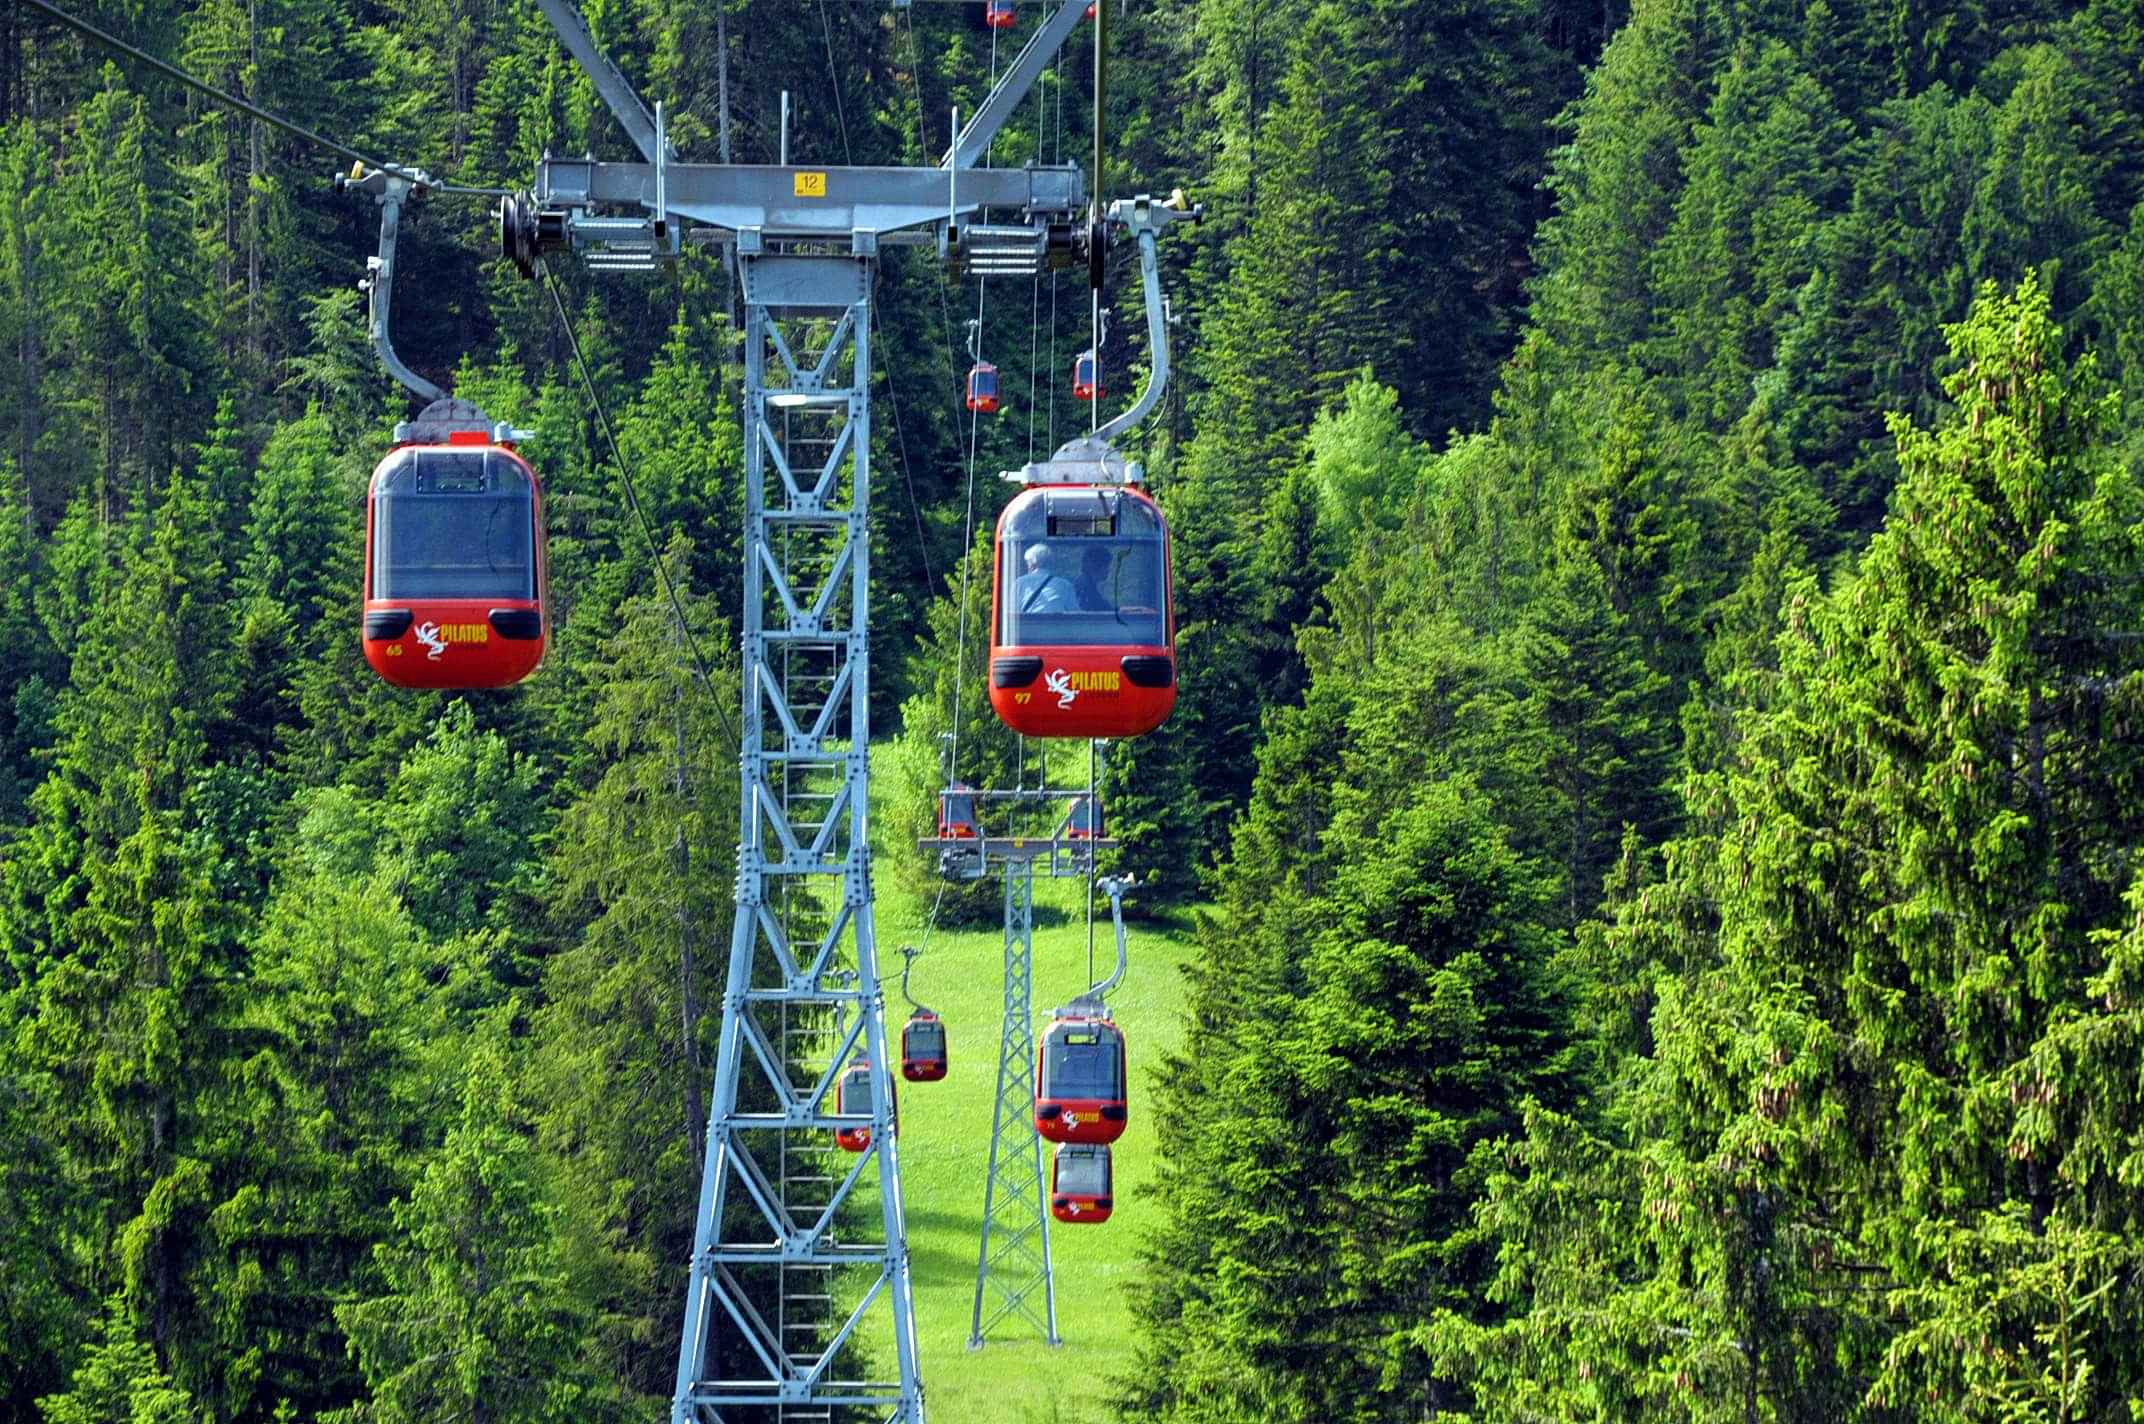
[[947, 277, 987, 793], [1085, 738, 1099, 983], [824, 6, 935, 596], [17, 0, 508, 197], [946, 24, 1007, 790], [901, 1, 988, 792], [1090, 3, 1104, 435], [818, 0, 853, 162], [539, 260, 740, 749]]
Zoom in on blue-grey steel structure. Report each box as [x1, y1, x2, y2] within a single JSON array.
[[502, 4, 1120, 1421], [969, 858, 1058, 1348], [346, 2, 1200, 1413]]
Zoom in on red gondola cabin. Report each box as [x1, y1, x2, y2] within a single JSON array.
[[1061, 794, 1103, 840], [938, 783, 979, 838], [1051, 1143, 1113, 1224], [835, 1057, 891, 1152], [1035, 1005, 1126, 1145], [989, 484, 1175, 739], [1072, 349, 1102, 401], [902, 1010, 948, 1082], [966, 362, 1001, 414], [985, 0, 1015, 27], [363, 434, 548, 689]]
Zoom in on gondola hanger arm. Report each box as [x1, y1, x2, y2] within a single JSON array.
[[1089, 874, 1133, 1000], [346, 168, 446, 406]]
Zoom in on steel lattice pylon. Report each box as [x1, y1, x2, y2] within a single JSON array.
[[671, 250, 924, 1424], [969, 857, 1059, 1347], [328, 4, 1198, 1421]]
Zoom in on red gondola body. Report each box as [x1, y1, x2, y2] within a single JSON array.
[[1062, 794, 1103, 840], [1051, 1143, 1114, 1224], [902, 1010, 949, 1082], [1034, 1008, 1126, 1145], [985, 0, 1016, 27], [938, 783, 979, 838], [363, 433, 548, 689], [966, 362, 1002, 414], [989, 484, 1175, 739], [1072, 350, 1102, 401], [835, 1058, 893, 1152]]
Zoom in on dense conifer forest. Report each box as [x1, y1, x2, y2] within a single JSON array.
[[6, 0, 2144, 1418]]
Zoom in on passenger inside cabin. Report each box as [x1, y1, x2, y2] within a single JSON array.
[[1015, 542, 1076, 613], [1073, 545, 1114, 611]]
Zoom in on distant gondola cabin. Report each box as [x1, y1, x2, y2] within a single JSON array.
[[1051, 1143, 1113, 1223], [363, 434, 548, 689], [1072, 349, 1102, 401], [966, 362, 1002, 414], [985, 0, 1016, 26], [989, 485, 1175, 739], [1061, 794, 1103, 840], [1035, 1007, 1126, 1145], [835, 1058, 888, 1152], [938, 783, 979, 839], [902, 1011, 948, 1082]]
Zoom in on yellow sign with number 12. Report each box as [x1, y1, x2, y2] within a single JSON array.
[[794, 171, 827, 198]]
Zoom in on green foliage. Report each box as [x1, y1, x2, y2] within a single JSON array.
[[37, 1299, 201, 1424], [376, 702, 546, 948], [337, 1042, 618, 1424], [10, 2, 2144, 1420], [1438, 279, 2144, 1422]]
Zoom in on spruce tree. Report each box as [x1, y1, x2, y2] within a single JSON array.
[[337, 1044, 616, 1424]]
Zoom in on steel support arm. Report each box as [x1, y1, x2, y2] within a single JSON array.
[[1093, 193, 1198, 442], [942, 0, 1091, 170], [533, 0, 665, 162], [1089, 875, 1132, 998], [351, 171, 444, 404], [1093, 226, 1163, 444]]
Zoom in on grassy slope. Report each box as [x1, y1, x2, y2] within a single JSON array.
[[868, 753, 1201, 1423]]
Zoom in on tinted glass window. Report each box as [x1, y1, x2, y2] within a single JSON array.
[[906, 1020, 946, 1056], [1044, 1024, 1123, 1100], [838, 1065, 874, 1115], [372, 448, 537, 601], [1055, 1148, 1111, 1196], [999, 490, 1166, 648]]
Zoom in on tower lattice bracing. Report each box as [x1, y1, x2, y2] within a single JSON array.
[[969, 857, 1059, 1347], [671, 252, 925, 1424]]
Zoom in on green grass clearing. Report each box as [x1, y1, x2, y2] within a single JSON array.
[[865, 747, 1202, 1423]]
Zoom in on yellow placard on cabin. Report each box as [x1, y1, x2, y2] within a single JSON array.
[[794, 171, 828, 198]]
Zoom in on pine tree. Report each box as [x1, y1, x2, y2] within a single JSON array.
[[1642, 42, 1852, 431], [336, 1042, 616, 1424], [2, 469, 246, 1400], [525, 549, 736, 1397], [1514, 552, 1673, 926], [1125, 778, 1576, 1420], [375, 702, 546, 951], [36, 1298, 200, 1424], [185, 876, 435, 1424], [1442, 277, 2144, 1422]]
